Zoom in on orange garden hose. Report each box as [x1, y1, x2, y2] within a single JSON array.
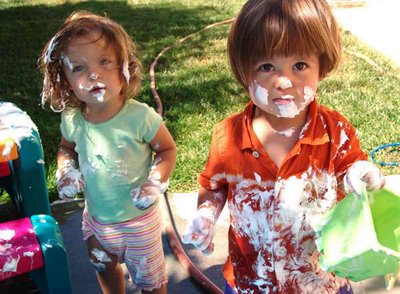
[[149, 18, 234, 116], [150, 18, 234, 294]]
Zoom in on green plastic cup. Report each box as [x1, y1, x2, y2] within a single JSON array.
[[315, 185, 400, 282]]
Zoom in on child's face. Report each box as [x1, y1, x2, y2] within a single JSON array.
[[62, 31, 123, 105], [248, 54, 320, 118]]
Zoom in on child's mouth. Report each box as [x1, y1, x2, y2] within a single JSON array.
[[273, 95, 294, 106], [90, 85, 106, 102], [90, 87, 104, 94]]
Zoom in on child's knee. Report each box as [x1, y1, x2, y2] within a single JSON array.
[[125, 257, 167, 289], [88, 247, 116, 272], [87, 237, 118, 272]]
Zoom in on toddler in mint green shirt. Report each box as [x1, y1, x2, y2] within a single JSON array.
[[39, 11, 176, 294]]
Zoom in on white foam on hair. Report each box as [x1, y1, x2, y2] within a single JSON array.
[[50, 100, 66, 113], [61, 55, 74, 71], [44, 36, 57, 64], [122, 60, 130, 83]]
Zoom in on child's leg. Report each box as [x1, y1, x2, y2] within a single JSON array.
[[337, 285, 354, 294], [142, 284, 166, 294], [224, 281, 237, 294], [82, 209, 126, 294], [124, 204, 168, 293], [87, 235, 125, 294]]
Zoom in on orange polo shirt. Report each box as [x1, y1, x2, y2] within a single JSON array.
[[199, 99, 367, 293]]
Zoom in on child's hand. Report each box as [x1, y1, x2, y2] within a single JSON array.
[[344, 160, 385, 198], [131, 176, 168, 210], [56, 160, 85, 200], [181, 207, 216, 256]]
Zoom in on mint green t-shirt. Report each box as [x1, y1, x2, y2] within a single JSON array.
[[60, 99, 162, 223]]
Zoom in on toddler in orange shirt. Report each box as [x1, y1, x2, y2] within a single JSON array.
[[182, 0, 385, 293]]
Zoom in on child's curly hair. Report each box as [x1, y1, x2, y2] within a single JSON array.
[[39, 11, 142, 111]]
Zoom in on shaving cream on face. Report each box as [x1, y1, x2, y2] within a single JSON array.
[[280, 78, 292, 89], [253, 80, 269, 106], [277, 103, 300, 118], [304, 86, 315, 102], [78, 82, 106, 102], [251, 81, 299, 118], [62, 55, 74, 71], [92, 89, 105, 102], [250, 80, 316, 118]]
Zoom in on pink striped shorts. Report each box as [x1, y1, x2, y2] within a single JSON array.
[[82, 204, 168, 290]]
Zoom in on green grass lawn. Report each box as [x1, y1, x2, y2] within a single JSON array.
[[0, 0, 399, 202]]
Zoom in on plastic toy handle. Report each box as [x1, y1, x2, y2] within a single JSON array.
[[0, 137, 18, 162], [360, 186, 369, 201], [384, 264, 400, 290]]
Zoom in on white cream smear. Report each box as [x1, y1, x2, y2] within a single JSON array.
[[276, 86, 315, 118], [0, 229, 20, 274], [344, 160, 383, 196], [90, 248, 111, 272], [79, 82, 106, 102], [49, 99, 66, 113], [206, 167, 349, 292], [92, 248, 112, 263], [0, 102, 39, 159], [56, 159, 84, 199], [0, 229, 15, 242], [2, 256, 20, 273], [122, 60, 130, 83], [280, 78, 292, 89], [62, 55, 74, 71], [304, 86, 314, 101], [277, 127, 297, 137], [252, 81, 316, 118], [253, 80, 269, 106], [44, 36, 57, 64], [276, 95, 298, 117]]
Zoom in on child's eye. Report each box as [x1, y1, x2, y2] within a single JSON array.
[[293, 62, 307, 71], [100, 58, 111, 66], [258, 63, 274, 72], [72, 65, 84, 72]]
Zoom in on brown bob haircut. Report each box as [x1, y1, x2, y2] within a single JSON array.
[[39, 11, 142, 110], [227, 0, 342, 89]]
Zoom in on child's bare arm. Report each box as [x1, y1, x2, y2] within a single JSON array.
[[57, 136, 78, 166], [343, 160, 385, 197], [197, 186, 228, 220], [182, 186, 228, 255], [149, 122, 177, 183], [131, 123, 176, 210], [56, 137, 84, 199]]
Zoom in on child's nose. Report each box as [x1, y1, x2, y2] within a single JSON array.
[[88, 66, 101, 80], [275, 75, 293, 90], [89, 72, 99, 80]]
